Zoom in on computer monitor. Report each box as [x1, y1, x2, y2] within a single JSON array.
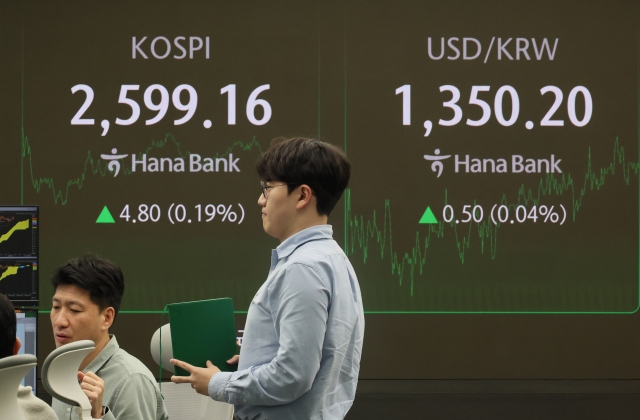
[[15, 308, 38, 394], [0, 206, 39, 305], [0, 260, 39, 305]]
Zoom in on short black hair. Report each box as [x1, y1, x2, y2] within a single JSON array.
[[50, 254, 125, 319], [256, 137, 351, 216], [0, 293, 16, 359]]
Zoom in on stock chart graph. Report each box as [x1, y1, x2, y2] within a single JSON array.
[[0, 261, 38, 303], [0, 0, 637, 314], [346, 138, 638, 312], [0, 209, 38, 258], [0, 218, 31, 251]]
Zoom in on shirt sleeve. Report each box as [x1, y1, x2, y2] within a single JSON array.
[[209, 262, 330, 406], [107, 373, 163, 420]]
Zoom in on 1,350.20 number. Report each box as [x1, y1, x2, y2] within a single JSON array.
[[395, 85, 592, 127]]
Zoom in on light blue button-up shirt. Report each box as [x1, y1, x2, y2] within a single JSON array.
[[209, 225, 364, 420]]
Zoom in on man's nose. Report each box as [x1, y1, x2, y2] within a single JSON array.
[[258, 193, 266, 206], [53, 311, 69, 328]]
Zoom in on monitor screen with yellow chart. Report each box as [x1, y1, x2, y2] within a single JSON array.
[[0, 206, 39, 305]]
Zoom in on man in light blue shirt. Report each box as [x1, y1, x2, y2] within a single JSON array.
[[171, 137, 365, 420]]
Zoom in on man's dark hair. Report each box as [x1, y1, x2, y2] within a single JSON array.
[[50, 254, 125, 319], [256, 137, 351, 216], [0, 293, 17, 359]]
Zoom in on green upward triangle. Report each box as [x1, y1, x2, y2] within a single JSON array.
[[96, 206, 116, 224], [419, 206, 438, 224]]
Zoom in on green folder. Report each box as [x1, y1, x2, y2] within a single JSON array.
[[168, 298, 238, 376]]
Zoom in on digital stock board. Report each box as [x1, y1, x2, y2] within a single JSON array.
[[0, 1, 638, 377]]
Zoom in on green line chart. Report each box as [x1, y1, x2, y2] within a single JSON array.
[[20, 132, 263, 206], [346, 137, 640, 297]]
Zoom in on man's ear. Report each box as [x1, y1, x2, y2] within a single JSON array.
[[101, 307, 116, 331], [296, 185, 314, 210], [13, 337, 22, 355]]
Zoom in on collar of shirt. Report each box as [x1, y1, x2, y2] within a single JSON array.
[[270, 225, 333, 270], [83, 335, 119, 374]]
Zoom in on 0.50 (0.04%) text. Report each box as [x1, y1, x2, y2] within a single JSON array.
[[441, 204, 567, 225]]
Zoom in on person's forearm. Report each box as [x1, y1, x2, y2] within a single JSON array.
[[209, 359, 318, 406]]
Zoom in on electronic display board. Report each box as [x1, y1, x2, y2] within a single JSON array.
[[0, 2, 638, 378]]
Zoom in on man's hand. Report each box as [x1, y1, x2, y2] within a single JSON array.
[[170, 359, 221, 396], [78, 371, 104, 419], [227, 355, 239, 365]]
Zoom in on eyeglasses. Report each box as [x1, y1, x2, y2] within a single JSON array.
[[260, 181, 298, 198]]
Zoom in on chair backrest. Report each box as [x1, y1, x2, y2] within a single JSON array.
[[0, 354, 37, 420], [150, 323, 174, 373], [150, 325, 233, 419], [160, 382, 234, 420], [41, 340, 95, 419]]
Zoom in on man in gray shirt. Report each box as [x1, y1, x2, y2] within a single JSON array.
[[171, 137, 365, 420], [49, 254, 169, 420]]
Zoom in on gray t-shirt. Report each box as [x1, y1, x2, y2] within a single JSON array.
[[52, 335, 169, 420]]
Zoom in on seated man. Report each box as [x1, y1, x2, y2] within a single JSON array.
[[0, 292, 57, 420], [49, 254, 169, 420]]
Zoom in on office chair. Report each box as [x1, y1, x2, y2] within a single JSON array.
[[151, 324, 234, 420], [41, 340, 96, 420], [0, 354, 37, 420]]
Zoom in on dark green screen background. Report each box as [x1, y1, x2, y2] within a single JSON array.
[[3, 2, 638, 312], [344, 1, 639, 312], [0, 0, 637, 315], [3, 0, 640, 381]]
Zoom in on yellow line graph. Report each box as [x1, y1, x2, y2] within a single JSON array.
[[0, 219, 30, 244], [0, 266, 19, 282]]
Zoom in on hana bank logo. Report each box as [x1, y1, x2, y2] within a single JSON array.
[[100, 150, 242, 175], [423, 149, 562, 176], [100, 148, 129, 177], [423, 149, 451, 178]]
